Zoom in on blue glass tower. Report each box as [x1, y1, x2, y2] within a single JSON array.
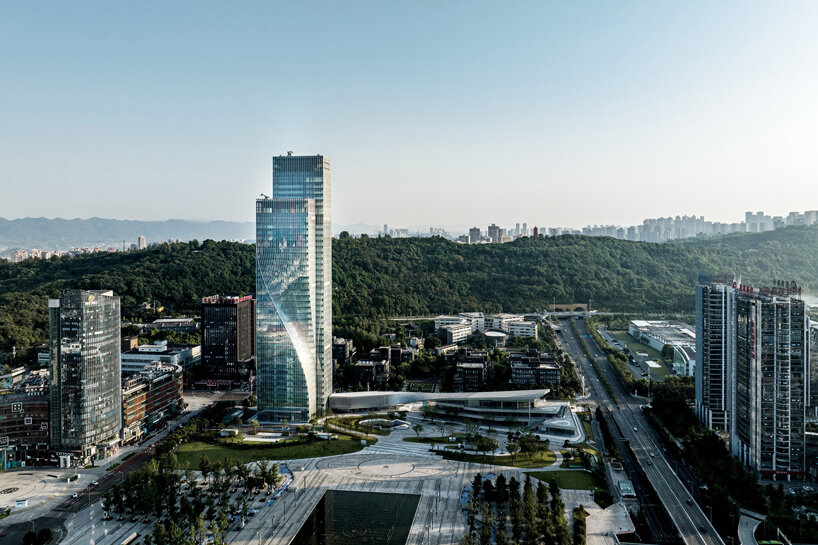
[[256, 154, 331, 421]]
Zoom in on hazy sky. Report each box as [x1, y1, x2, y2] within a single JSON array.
[[3, 2, 818, 228]]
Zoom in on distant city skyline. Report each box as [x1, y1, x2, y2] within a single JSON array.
[[3, 3, 818, 227]]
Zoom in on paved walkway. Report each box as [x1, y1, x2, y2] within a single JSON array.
[[738, 514, 763, 545]]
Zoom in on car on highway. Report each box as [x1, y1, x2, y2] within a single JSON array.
[[649, 453, 655, 457], [633, 427, 637, 431], [91, 480, 99, 486], [72, 493, 78, 498]]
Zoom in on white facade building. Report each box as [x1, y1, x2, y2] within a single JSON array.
[[442, 323, 472, 344], [435, 315, 468, 330], [121, 340, 201, 373], [488, 313, 525, 332], [508, 321, 538, 338], [459, 312, 485, 332]]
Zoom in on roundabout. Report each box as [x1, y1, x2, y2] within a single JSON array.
[[314, 454, 458, 481]]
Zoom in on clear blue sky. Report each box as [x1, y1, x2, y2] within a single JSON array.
[[2, 1, 818, 228]]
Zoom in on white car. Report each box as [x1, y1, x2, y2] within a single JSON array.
[[72, 493, 79, 498]]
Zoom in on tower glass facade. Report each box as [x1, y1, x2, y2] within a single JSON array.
[[256, 197, 318, 421], [49, 289, 121, 464], [259, 154, 332, 418]]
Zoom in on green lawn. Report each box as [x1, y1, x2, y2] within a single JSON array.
[[527, 469, 601, 490], [175, 437, 375, 468], [441, 450, 556, 468]]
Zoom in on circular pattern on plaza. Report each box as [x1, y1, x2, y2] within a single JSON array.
[[315, 454, 457, 481]]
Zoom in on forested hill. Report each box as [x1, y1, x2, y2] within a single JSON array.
[[334, 225, 818, 316], [3, 226, 818, 357]]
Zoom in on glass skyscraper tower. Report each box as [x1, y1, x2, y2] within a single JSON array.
[[256, 154, 331, 421], [49, 289, 122, 465]]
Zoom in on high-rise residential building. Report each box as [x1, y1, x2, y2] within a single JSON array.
[[468, 227, 481, 244], [256, 153, 331, 422], [732, 284, 807, 478], [809, 322, 818, 418], [49, 289, 122, 465], [487, 224, 500, 243], [695, 281, 735, 431], [201, 295, 256, 386], [137, 235, 147, 250], [697, 278, 809, 478]]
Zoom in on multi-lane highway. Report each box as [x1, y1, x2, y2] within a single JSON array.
[[558, 318, 725, 545]]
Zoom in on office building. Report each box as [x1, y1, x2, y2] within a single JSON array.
[[332, 337, 356, 368], [121, 340, 200, 373], [201, 295, 256, 385], [442, 323, 472, 344], [434, 315, 468, 331], [137, 236, 147, 250], [488, 313, 525, 332], [453, 349, 489, 392], [459, 312, 485, 332], [353, 359, 390, 389], [367, 344, 417, 366], [49, 289, 122, 465], [0, 370, 50, 469], [508, 321, 538, 338], [143, 317, 198, 333], [121, 363, 183, 445], [509, 350, 560, 389], [256, 153, 331, 422]]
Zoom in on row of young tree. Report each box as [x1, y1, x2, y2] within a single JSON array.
[[102, 450, 284, 545], [461, 473, 574, 545]]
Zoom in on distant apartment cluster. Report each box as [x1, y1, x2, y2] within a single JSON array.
[[451, 209, 818, 245], [11, 246, 114, 262], [8, 235, 185, 262], [695, 277, 817, 479]]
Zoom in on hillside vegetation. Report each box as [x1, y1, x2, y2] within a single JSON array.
[[3, 226, 818, 358]]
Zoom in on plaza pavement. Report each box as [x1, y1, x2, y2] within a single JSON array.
[[52, 422, 617, 545]]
